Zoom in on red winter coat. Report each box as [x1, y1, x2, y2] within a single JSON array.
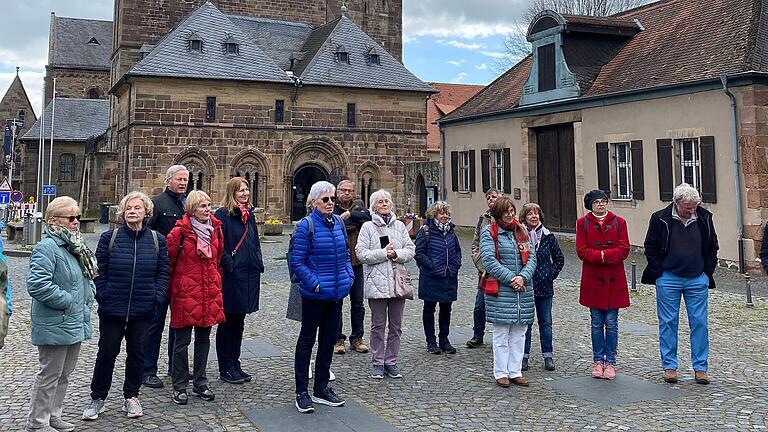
[[576, 211, 630, 310], [167, 214, 225, 328]]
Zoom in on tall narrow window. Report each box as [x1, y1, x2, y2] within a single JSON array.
[[460, 151, 471, 192], [678, 138, 701, 190], [491, 149, 504, 191], [538, 43, 556, 92], [613, 142, 632, 200], [206, 96, 216, 121], [59, 153, 76, 181], [346, 103, 356, 127], [275, 99, 285, 123]]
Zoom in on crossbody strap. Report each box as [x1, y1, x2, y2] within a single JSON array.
[[231, 222, 249, 257]]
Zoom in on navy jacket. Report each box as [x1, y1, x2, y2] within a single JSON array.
[[414, 218, 462, 302], [94, 224, 169, 320], [148, 189, 185, 237], [214, 207, 264, 314], [528, 225, 564, 297]]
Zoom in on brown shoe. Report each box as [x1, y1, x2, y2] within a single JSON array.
[[333, 340, 345, 355], [511, 376, 529, 387], [496, 377, 510, 388], [663, 369, 678, 383], [350, 338, 369, 353], [694, 371, 710, 385]]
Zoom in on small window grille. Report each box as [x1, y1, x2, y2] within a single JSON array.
[[613, 142, 632, 200], [206, 97, 216, 121], [275, 100, 285, 123], [346, 103, 356, 127]]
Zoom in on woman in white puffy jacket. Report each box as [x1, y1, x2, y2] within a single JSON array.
[[355, 189, 415, 380]]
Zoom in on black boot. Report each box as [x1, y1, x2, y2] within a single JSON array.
[[521, 357, 529, 371], [544, 357, 555, 371]]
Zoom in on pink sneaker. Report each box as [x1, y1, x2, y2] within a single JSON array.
[[603, 363, 616, 380], [591, 361, 604, 378]]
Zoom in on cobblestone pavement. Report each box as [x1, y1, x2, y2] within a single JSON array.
[[1, 225, 767, 431]]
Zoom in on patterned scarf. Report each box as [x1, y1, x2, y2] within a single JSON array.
[[434, 218, 452, 234], [496, 219, 531, 265], [527, 223, 543, 251], [45, 224, 98, 279], [237, 203, 251, 225], [190, 217, 214, 259]]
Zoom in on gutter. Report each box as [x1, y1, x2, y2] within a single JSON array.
[[720, 75, 746, 273]]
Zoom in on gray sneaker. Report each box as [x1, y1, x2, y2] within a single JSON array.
[[82, 399, 106, 420], [49, 417, 75, 432], [122, 397, 143, 418], [384, 365, 403, 379], [370, 365, 385, 379]]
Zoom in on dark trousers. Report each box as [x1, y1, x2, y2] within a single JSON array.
[[90, 315, 151, 400], [524, 296, 554, 358], [472, 282, 486, 340], [337, 265, 365, 342], [423, 301, 453, 345], [172, 326, 212, 391], [216, 312, 246, 374], [294, 297, 341, 395], [143, 299, 174, 378]]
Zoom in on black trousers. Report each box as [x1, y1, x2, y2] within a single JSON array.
[[216, 312, 246, 374], [143, 298, 174, 378], [172, 326, 212, 391], [294, 297, 341, 395], [422, 301, 453, 346], [90, 315, 151, 400], [337, 265, 365, 342]]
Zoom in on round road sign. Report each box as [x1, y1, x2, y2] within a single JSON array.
[[10, 190, 23, 203]]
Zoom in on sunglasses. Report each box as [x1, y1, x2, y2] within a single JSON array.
[[320, 196, 337, 203], [57, 215, 82, 222]]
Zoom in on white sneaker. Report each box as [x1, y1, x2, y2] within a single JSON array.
[[122, 397, 143, 418], [82, 399, 106, 420]]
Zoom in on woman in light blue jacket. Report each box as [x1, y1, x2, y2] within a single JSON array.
[[26, 196, 96, 432], [480, 197, 536, 388]]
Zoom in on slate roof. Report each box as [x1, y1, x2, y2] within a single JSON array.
[[443, 0, 768, 123], [51, 16, 112, 70], [21, 98, 108, 141], [127, 2, 434, 93]]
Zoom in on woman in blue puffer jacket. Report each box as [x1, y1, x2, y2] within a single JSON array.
[[480, 197, 536, 388], [83, 191, 169, 421], [289, 181, 353, 414]]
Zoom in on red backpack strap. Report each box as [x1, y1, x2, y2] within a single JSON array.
[[489, 223, 500, 259]]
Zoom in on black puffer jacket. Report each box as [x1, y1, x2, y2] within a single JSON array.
[[94, 225, 170, 320], [148, 189, 185, 236]]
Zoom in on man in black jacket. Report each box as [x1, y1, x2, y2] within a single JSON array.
[[642, 183, 718, 386], [332, 180, 372, 354], [142, 165, 188, 388]]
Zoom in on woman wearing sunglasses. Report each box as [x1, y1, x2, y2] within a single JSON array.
[[26, 196, 97, 432]]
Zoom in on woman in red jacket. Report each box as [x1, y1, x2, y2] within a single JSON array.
[[576, 190, 630, 381], [166, 190, 225, 405]]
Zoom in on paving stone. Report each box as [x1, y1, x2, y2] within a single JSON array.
[[544, 374, 683, 405], [242, 400, 396, 432]]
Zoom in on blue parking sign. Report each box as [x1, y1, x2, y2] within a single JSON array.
[[0, 191, 10, 205], [42, 185, 57, 196]]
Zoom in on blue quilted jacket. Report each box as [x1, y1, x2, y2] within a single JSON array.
[[94, 225, 169, 320], [289, 209, 353, 301], [480, 224, 537, 326]]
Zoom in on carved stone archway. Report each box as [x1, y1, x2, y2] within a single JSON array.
[[283, 137, 349, 217], [357, 161, 381, 208], [230, 149, 269, 207], [175, 147, 215, 194]]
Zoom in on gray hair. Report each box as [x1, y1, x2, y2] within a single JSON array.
[[45, 196, 79, 222], [426, 201, 451, 219], [673, 183, 701, 204], [116, 191, 153, 222], [369, 189, 394, 213], [309, 181, 336, 200], [165, 164, 189, 182], [485, 188, 501, 198], [337, 179, 354, 190]]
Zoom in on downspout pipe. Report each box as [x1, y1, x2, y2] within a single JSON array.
[[438, 123, 446, 200], [720, 74, 746, 273]]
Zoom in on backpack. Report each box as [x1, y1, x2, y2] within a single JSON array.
[[109, 227, 159, 254], [287, 214, 346, 284]]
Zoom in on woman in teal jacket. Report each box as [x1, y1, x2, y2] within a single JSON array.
[[26, 196, 96, 432], [480, 197, 536, 388]]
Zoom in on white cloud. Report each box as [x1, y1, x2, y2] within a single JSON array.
[[438, 40, 485, 50], [480, 50, 507, 59], [475, 63, 488, 70], [451, 72, 469, 83], [0, 70, 46, 117], [403, 0, 527, 39], [446, 60, 467, 67]]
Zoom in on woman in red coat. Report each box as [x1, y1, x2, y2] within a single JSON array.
[[576, 190, 629, 381], [166, 190, 225, 405]]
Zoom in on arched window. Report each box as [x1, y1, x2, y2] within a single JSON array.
[[87, 88, 101, 99], [235, 166, 260, 207]]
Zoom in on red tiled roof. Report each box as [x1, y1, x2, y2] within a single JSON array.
[[444, 0, 767, 123], [426, 83, 484, 150]]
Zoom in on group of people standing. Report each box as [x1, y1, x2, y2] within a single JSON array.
[[19, 158, 720, 427]]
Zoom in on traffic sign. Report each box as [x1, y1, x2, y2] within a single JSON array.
[[42, 185, 57, 196], [0, 177, 10, 191], [10, 190, 22, 202], [0, 192, 9, 205]]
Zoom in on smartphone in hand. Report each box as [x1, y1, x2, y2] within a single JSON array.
[[379, 235, 390, 249]]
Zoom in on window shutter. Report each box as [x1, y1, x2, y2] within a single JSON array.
[[451, 151, 459, 192], [503, 148, 512, 194], [468, 149, 476, 192], [700, 136, 717, 203], [596, 142, 610, 195], [481, 149, 490, 193], [630, 140, 644, 200], [656, 138, 673, 201]]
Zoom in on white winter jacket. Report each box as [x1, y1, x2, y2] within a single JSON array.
[[355, 213, 416, 299]]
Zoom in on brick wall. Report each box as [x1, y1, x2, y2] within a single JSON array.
[[44, 68, 110, 104]]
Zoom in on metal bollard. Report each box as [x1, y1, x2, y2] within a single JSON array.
[[631, 260, 637, 292], [745, 273, 754, 307]]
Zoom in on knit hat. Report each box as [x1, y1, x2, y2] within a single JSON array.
[[584, 189, 609, 210]]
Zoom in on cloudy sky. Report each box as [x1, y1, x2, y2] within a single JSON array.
[[0, 0, 531, 116]]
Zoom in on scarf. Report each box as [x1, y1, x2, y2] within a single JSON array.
[[434, 218, 452, 234], [45, 225, 98, 280], [527, 223, 543, 251], [496, 219, 531, 265], [190, 217, 214, 259], [236, 203, 251, 225], [381, 213, 392, 224]]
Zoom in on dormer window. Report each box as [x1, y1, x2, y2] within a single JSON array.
[[188, 32, 204, 52], [87, 37, 100, 45], [366, 48, 381, 65], [223, 35, 239, 55], [334, 45, 349, 64]]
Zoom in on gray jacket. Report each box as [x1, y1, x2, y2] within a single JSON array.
[[356, 213, 415, 299]]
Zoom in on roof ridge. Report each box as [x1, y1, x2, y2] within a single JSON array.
[[54, 16, 112, 24], [293, 17, 343, 77], [225, 13, 313, 28], [614, 0, 676, 17]]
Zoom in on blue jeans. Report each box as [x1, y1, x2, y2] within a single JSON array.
[[472, 283, 486, 340], [590, 308, 619, 365], [524, 296, 553, 358], [655, 271, 709, 371]]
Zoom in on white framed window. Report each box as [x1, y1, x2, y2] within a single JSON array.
[[460, 151, 471, 192], [613, 142, 632, 200], [490, 149, 504, 191], [677, 138, 701, 190]]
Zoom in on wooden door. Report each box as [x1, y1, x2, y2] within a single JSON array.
[[536, 124, 576, 232]]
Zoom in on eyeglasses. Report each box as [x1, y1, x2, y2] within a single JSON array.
[[320, 196, 337, 203], [592, 199, 608, 206], [338, 188, 353, 193], [56, 214, 82, 222]]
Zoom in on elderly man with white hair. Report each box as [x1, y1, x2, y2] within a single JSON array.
[[642, 183, 719, 385], [142, 164, 188, 389]]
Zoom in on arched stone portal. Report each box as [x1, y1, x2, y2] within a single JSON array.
[[291, 163, 329, 220]]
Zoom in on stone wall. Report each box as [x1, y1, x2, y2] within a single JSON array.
[[44, 68, 110, 104], [20, 140, 87, 202], [0, 76, 37, 188]]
